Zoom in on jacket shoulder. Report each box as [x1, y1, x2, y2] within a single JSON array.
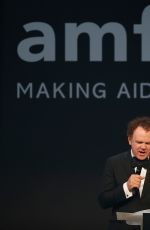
[[107, 151, 130, 164]]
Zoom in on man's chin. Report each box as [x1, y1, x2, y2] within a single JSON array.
[[137, 155, 147, 160]]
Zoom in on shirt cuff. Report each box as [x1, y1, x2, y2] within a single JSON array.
[[123, 182, 133, 199]]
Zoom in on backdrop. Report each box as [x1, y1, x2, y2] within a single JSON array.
[[1, 1, 150, 230]]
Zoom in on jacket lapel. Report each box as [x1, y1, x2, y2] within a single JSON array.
[[123, 151, 133, 177]]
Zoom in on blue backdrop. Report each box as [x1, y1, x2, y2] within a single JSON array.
[[1, 1, 150, 229]]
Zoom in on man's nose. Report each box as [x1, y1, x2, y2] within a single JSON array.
[[141, 143, 146, 149]]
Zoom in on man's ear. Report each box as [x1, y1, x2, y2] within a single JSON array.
[[128, 136, 131, 145]]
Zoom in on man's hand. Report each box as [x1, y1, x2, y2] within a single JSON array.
[[127, 174, 144, 191]]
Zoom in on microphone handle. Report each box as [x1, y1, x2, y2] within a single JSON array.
[[132, 165, 142, 195]]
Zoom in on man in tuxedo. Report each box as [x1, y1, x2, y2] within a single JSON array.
[[98, 116, 150, 230]]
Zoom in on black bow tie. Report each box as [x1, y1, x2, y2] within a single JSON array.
[[132, 157, 149, 169]]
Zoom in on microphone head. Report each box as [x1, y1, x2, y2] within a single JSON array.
[[136, 164, 142, 175]]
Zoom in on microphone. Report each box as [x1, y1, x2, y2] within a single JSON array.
[[132, 164, 142, 195]]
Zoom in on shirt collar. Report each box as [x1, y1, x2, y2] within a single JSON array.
[[131, 149, 134, 158]]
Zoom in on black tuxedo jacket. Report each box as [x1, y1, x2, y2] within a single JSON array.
[[98, 151, 150, 219]]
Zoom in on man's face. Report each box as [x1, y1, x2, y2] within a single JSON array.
[[128, 126, 150, 160]]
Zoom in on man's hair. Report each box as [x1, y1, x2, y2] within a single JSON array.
[[127, 116, 150, 137]]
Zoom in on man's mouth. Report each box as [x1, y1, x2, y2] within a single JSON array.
[[138, 151, 146, 156]]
